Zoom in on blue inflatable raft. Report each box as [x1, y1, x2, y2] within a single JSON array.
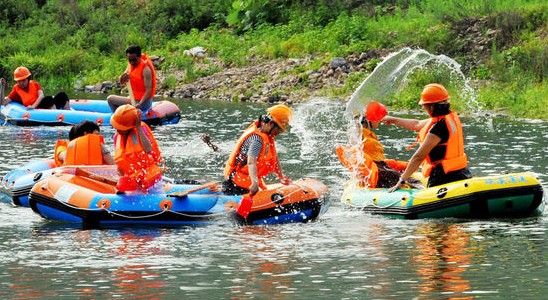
[[25, 166, 330, 227], [0, 99, 181, 126]]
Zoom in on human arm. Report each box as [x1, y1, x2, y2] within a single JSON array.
[[383, 115, 428, 131], [101, 144, 115, 165], [27, 89, 45, 110], [135, 66, 153, 110], [247, 156, 260, 195], [389, 132, 441, 192], [119, 66, 130, 84], [274, 159, 291, 185]]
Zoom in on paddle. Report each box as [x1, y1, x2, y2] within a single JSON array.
[[201, 134, 220, 152], [0, 78, 5, 106], [168, 181, 218, 198], [126, 80, 136, 106], [75, 167, 118, 185], [236, 195, 253, 218]]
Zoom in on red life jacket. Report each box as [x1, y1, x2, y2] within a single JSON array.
[[114, 123, 163, 191], [224, 121, 278, 190], [128, 54, 156, 101], [418, 111, 468, 176], [64, 134, 105, 166], [13, 80, 40, 106]]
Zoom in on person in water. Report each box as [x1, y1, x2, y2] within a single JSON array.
[[55, 121, 115, 166], [2, 66, 70, 110], [337, 101, 408, 188], [107, 45, 156, 112], [223, 104, 293, 196], [383, 83, 472, 191], [110, 104, 163, 193]]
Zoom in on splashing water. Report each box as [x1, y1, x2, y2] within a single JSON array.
[[341, 48, 482, 187], [345, 47, 481, 117]]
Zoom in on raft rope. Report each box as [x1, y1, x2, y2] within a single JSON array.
[[40, 181, 312, 220]]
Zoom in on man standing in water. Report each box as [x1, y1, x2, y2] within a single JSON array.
[[107, 45, 156, 113]]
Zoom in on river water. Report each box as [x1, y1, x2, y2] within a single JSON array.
[[0, 98, 546, 299]]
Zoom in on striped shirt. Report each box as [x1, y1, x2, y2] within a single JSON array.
[[234, 134, 263, 168]]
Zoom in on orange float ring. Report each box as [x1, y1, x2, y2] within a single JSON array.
[[224, 201, 239, 212], [95, 117, 104, 125], [57, 114, 65, 122], [97, 199, 111, 209], [22, 112, 31, 120], [160, 199, 173, 211]]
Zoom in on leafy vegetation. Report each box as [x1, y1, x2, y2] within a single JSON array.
[[0, 0, 545, 118]]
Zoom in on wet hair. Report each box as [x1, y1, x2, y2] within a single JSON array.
[[431, 102, 451, 117], [125, 45, 142, 56], [356, 115, 372, 130], [69, 120, 100, 141]]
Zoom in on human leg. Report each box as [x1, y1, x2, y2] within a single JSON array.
[[53, 91, 70, 109], [107, 95, 130, 112], [36, 96, 55, 109]]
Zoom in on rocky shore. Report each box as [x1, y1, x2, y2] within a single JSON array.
[[87, 50, 387, 104]]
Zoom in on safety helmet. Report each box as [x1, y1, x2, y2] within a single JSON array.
[[419, 83, 450, 104], [365, 101, 387, 122], [110, 104, 138, 130], [266, 104, 293, 131], [14, 66, 31, 81]]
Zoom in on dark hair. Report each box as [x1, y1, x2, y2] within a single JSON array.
[[125, 45, 142, 56], [69, 120, 100, 140], [258, 114, 272, 126], [431, 102, 451, 117]]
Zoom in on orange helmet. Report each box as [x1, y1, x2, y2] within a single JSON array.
[[365, 101, 387, 122], [419, 83, 450, 104], [267, 104, 293, 131], [14, 66, 31, 81], [110, 104, 139, 130]]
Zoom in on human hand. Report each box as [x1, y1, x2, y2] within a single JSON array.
[[382, 116, 395, 125], [120, 73, 129, 84], [388, 181, 404, 193], [280, 176, 291, 185], [134, 109, 142, 127], [249, 181, 259, 196], [26, 105, 34, 110]]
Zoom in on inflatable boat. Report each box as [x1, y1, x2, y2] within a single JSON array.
[[0, 99, 181, 127], [1, 159, 57, 206], [341, 172, 544, 219], [28, 166, 330, 227]]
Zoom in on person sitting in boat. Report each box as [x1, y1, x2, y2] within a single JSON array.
[[54, 121, 115, 166], [107, 45, 156, 113], [110, 104, 163, 193], [223, 104, 293, 196], [383, 83, 472, 191], [337, 101, 409, 188], [2, 66, 70, 110]]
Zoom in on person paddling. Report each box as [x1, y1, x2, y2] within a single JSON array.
[[383, 83, 472, 191], [107, 45, 156, 113], [223, 104, 293, 196]]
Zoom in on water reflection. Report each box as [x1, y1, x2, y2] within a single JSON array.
[[412, 223, 473, 299]]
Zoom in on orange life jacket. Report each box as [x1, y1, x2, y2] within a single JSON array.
[[224, 121, 278, 190], [64, 134, 105, 166], [418, 111, 468, 176], [54, 140, 68, 167], [13, 80, 40, 107], [128, 54, 156, 102], [336, 145, 378, 187], [361, 127, 386, 162], [114, 123, 163, 191]]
